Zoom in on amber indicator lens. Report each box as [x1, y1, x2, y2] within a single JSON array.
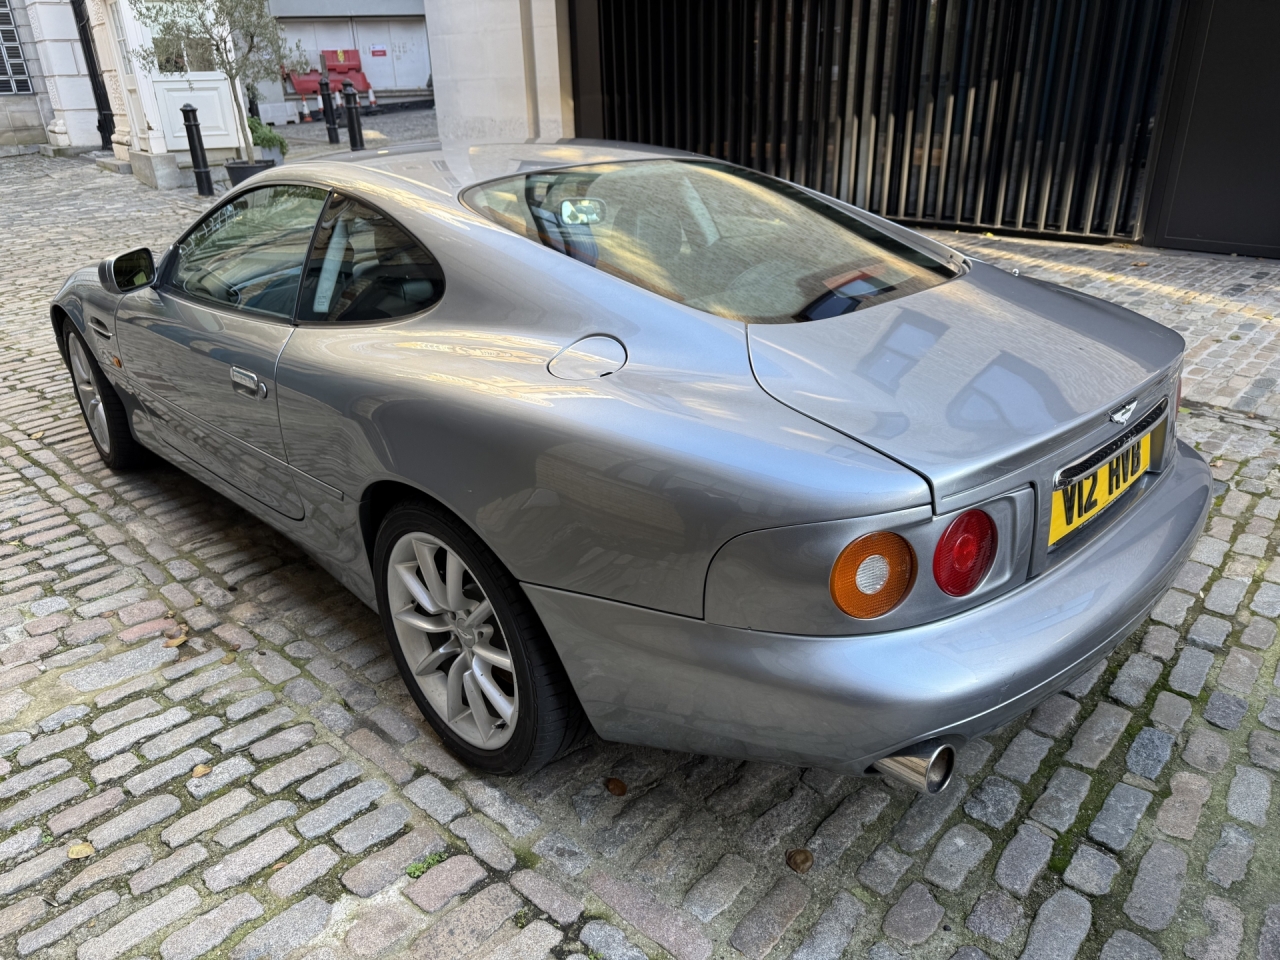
[[933, 509, 997, 597], [830, 531, 916, 618]]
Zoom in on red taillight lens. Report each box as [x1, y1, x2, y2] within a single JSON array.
[[933, 510, 997, 597]]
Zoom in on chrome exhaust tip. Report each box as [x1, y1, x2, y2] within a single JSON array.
[[872, 740, 957, 795]]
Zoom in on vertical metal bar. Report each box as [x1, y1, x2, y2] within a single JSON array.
[[857, 0, 882, 208], [876, 0, 900, 216], [1056, 0, 1103, 233], [1012, 0, 1053, 230], [1032, 0, 1076, 231], [951, 0, 985, 222], [993, 0, 1034, 227], [895, 0, 924, 218], [1037, 0, 1086, 231], [814, 0, 838, 191], [931, 0, 962, 221], [1105, 0, 1157, 236], [972, 0, 1008, 227], [913, 0, 942, 219], [770, 0, 788, 176], [837, 0, 862, 202], [1081, 0, 1129, 234], [792, 0, 810, 183]]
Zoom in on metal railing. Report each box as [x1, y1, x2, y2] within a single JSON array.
[[578, 0, 1180, 240]]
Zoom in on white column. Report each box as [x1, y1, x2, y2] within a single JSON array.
[[423, 0, 571, 142], [84, 0, 130, 159], [25, 0, 99, 149]]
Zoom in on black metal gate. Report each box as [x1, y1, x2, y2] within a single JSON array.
[[568, 0, 1181, 241]]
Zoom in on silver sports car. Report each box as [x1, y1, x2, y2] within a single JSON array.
[[51, 141, 1210, 793]]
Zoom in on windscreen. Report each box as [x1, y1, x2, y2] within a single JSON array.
[[463, 159, 956, 323]]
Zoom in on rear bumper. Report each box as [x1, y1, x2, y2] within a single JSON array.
[[525, 439, 1211, 771]]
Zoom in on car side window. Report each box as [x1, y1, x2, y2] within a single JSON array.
[[168, 184, 329, 320], [296, 193, 444, 324]]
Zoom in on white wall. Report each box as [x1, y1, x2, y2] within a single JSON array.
[[423, 0, 570, 142]]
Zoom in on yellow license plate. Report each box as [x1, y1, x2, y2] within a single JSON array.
[[1050, 428, 1154, 545]]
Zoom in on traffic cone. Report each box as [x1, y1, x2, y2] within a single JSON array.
[[300, 96, 313, 121]]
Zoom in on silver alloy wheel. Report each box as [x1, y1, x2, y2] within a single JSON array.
[[387, 532, 517, 749], [68, 335, 110, 454]]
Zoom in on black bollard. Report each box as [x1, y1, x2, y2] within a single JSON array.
[[342, 79, 365, 152], [319, 77, 340, 145], [180, 103, 214, 197]]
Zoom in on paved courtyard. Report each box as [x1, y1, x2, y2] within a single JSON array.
[[0, 152, 1277, 960], [274, 106, 439, 162]]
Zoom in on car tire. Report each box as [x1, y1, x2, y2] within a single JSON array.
[[64, 324, 147, 470], [374, 500, 589, 775]]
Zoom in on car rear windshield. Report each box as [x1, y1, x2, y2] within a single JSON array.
[[462, 159, 957, 323]]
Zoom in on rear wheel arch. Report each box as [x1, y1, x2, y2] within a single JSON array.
[[359, 479, 464, 569], [368, 492, 591, 773]]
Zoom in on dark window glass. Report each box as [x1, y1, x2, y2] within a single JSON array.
[[169, 184, 328, 319], [297, 194, 444, 323], [463, 159, 956, 324]]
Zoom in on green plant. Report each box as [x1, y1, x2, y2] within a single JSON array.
[[514, 908, 530, 929], [248, 116, 288, 157], [128, 0, 307, 162], [405, 851, 448, 878]]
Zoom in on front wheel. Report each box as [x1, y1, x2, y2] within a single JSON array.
[[65, 325, 147, 469], [374, 501, 587, 774]]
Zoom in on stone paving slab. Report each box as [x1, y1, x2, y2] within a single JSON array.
[[0, 150, 1276, 960]]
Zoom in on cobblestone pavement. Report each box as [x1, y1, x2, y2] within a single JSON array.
[[0, 151, 1278, 960]]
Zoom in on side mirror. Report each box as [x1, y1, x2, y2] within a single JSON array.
[[98, 248, 156, 296]]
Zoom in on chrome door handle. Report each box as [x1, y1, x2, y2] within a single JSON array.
[[230, 366, 269, 400], [87, 316, 112, 339]]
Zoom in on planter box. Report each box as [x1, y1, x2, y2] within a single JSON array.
[[225, 159, 276, 186]]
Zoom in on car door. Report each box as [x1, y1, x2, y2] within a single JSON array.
[[115, 183, 329, 520], [275, 191, 446, 493]]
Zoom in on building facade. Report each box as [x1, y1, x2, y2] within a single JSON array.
[[270, 0, 432, 106], [1, 0, 109, 156]]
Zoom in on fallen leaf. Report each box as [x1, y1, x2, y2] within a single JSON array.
[[785, 848, 814, 874], [194, 598, 203, 605], [192, 764, 212, 778], [163, 625, 185, 639], [272, 862, 287, 870], [29, 431, 44, 440], [604, 777, 627, 797], [163, 634, 187, 648], [67, 842, 95, 860], [1131, 261, 1149, 267], [221, 653, 236, 664]]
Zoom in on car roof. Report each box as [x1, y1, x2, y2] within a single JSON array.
[[301, 139, 702, 201]]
